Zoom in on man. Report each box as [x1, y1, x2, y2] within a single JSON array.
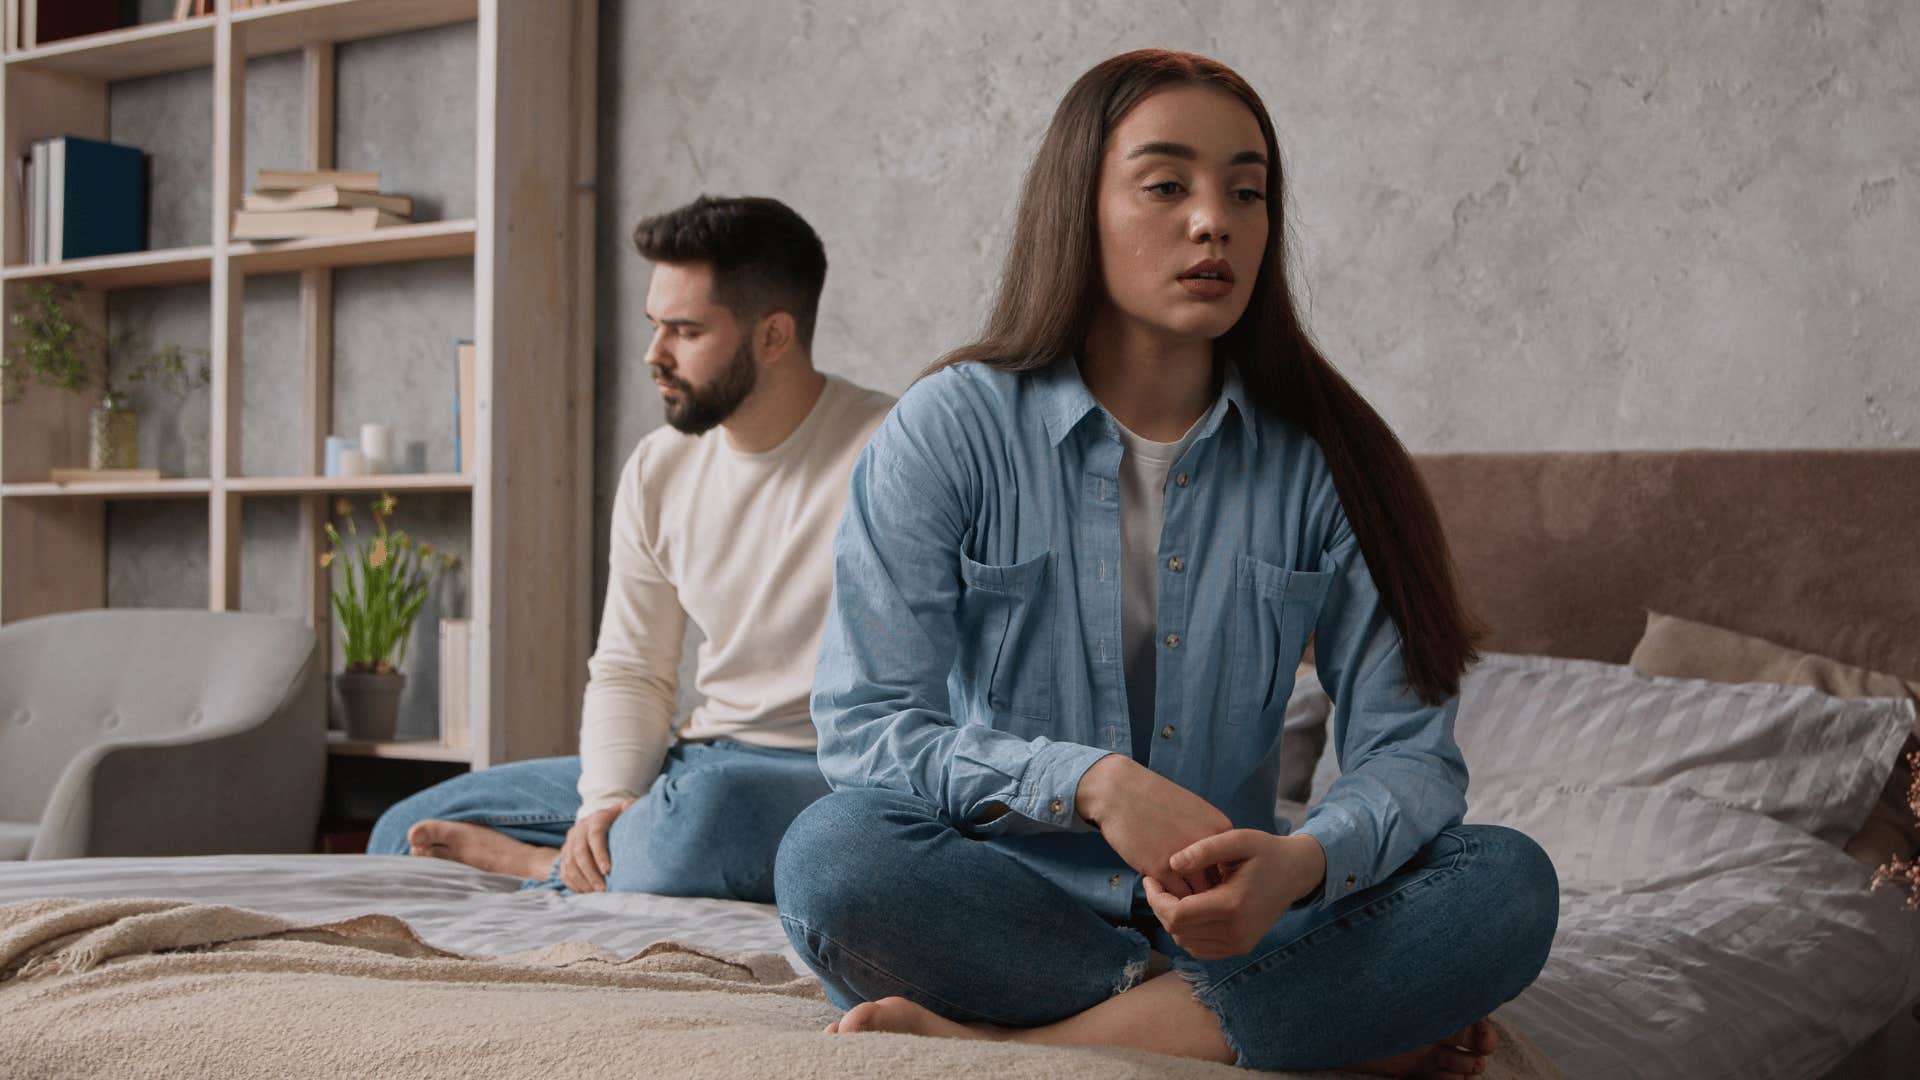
[[368, 195, 894, 900]]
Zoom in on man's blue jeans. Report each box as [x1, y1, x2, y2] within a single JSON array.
[[369, 740, 830, 902], [774, 787, 1559, 1071]]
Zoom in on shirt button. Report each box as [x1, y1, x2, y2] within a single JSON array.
[[1163, 633, 1181, 649], [1159, 724, 1175, 739], [1048, 798, 1065, 816], [1109, 874, 1123, 888], [1174, 473, 1190, 488], [1167, 556, 1184, 573], [1344, 874, 1357, 890]]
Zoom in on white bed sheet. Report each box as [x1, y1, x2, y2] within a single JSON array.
[[2, 818, 1916, 1080], [0, 853, 801, 971]]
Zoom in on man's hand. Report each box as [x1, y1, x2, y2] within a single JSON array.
[[1142, 830, 1327, 959], [558, 799, 635, 893], [1076, 755, 1233, 897]]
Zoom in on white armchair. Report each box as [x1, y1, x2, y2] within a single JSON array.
[[0, 608, 325, 860]]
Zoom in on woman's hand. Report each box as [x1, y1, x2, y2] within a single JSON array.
[[1076, 755, 1233, 897], [1141, 830, 1328, 960], [558, 799, 635, 893]]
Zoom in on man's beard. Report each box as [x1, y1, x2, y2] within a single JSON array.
[[658, 338, 757, 435]]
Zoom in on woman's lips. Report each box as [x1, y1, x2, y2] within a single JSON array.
[[1177, 276, 1234, 299]]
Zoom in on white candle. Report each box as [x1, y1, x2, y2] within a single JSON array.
[[359, 423, 393, 474]]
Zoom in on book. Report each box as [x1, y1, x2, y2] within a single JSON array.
[[34, 0, 118, 45], [40, 135, 147, 262], [438, 617, 471, 750], [454, 340, 476, 473], [51, 468, 161, 483], [242, 186, 414, 217], [254, 168, 380, 193], [231, 207, 406, 240], [28, 139, 45, 264]]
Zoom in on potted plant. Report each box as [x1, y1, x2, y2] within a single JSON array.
[[320, 493, 459, 740], [2, 281, 209, 470]]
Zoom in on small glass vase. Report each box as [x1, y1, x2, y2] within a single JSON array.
[[88, 395, 139, 471]]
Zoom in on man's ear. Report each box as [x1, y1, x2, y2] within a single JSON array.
[[756, 311, 797, 365]]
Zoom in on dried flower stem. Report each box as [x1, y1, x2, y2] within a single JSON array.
[[1871, 749, 1920, 911]]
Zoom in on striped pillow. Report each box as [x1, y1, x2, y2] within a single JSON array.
[[1450, 654, 1916, 846]]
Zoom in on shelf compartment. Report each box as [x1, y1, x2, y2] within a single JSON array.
[[227, 473, 473, 495], [228, 218, 475, 276], [5, 0, 478, 83], [326, 732, 471, 762], [1, 246, 215, 290], [0, 478, 212, 498], [234, 0, 479, 58], [4, 15, 216, 81]]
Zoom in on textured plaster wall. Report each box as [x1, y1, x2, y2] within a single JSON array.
[[91, 3, 1920, 730], [596, 1, 1920, 516]]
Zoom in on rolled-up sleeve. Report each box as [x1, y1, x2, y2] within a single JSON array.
[[811, 383, 1113, 833], [1292, 499, 1469, 912]]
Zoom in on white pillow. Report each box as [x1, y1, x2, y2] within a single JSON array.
[[1306, 653, 1916, 847]]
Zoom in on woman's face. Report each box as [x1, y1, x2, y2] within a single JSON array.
[[1093, 84, 1270, 345]]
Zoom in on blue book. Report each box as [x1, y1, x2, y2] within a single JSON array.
[[48, 135, 147, 261]]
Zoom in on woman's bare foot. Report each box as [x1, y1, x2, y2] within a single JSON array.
[[405, 820, 557, 880], [1345, 1017, 1499, 1079], [825, 996, 1006, 1041]]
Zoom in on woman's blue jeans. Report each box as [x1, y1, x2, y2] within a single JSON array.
[[774, 787, 1558, 1071], [369, 740, 830, 902]]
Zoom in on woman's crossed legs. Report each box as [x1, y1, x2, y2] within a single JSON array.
[[774, 787, 1557, 1075]]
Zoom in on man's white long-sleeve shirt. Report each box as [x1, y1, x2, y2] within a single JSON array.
[[576, 374, 894, 816]]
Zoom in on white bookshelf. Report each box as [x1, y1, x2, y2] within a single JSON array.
[[0, 0, 597, 769]]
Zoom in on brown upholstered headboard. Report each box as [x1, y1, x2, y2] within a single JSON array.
[[1414, 450, 1920, 683]]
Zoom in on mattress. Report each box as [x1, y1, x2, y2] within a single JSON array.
[[2, 800, 1915, 1080]]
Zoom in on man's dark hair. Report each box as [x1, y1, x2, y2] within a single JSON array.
[[631, 195, 829, 350]]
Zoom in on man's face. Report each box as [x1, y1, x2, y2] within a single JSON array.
[[642, 261, 758, 435]]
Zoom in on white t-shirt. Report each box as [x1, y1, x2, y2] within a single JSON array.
[[1113, 413, 1205, 765], [576, 374, 894, 815]]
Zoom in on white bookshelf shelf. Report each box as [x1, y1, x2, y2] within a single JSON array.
[[227, 472, 473, 495], [326, 732, 471, 762], [229, 218, 476, 276], [5, 0, 477, 81], [1, 246, 215, 289], [0, 478, 212, 499]]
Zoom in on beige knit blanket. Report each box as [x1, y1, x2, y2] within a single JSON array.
[[0, 898, 1560, 1079]]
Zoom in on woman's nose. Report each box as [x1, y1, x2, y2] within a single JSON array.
[[1188, 200, 1231, 245]]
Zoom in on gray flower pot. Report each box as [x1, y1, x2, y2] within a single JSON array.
[[336, 670, 406, 741]]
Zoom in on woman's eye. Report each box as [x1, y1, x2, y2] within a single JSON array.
[[1233, 187, 1267, 203], [1145, 180, 1185, 196]]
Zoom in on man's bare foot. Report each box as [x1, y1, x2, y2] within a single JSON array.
[[405, 820, 557, 881], [1344, 1017, 1499, 1079], [825, 996, 1006, 1041]]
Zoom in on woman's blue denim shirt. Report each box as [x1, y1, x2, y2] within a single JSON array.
[[811, 357, 1469, 921]]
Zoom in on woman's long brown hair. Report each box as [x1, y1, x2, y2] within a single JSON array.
[[927, 49, 1484, 704]]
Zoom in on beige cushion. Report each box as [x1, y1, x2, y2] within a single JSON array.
[[1629, 610, 1920, 867]]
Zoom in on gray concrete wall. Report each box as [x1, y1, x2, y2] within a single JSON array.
[[91, 3, 1920, 728]]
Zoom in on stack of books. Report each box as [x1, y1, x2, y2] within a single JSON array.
[[21, 135, 147, 264], [231, 169, 414, 241]]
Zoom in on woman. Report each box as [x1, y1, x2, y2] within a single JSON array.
[[775, 49, 1559, 1076]]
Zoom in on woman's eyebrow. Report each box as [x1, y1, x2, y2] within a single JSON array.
[[1124, 140, 1268, 167]]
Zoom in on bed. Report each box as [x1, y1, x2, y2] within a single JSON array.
[[2, 448, 1917, 1079]]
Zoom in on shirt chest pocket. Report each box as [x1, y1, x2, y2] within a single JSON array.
[[956, 550, 1055, 723], [1226, 556, 1332, 726]]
